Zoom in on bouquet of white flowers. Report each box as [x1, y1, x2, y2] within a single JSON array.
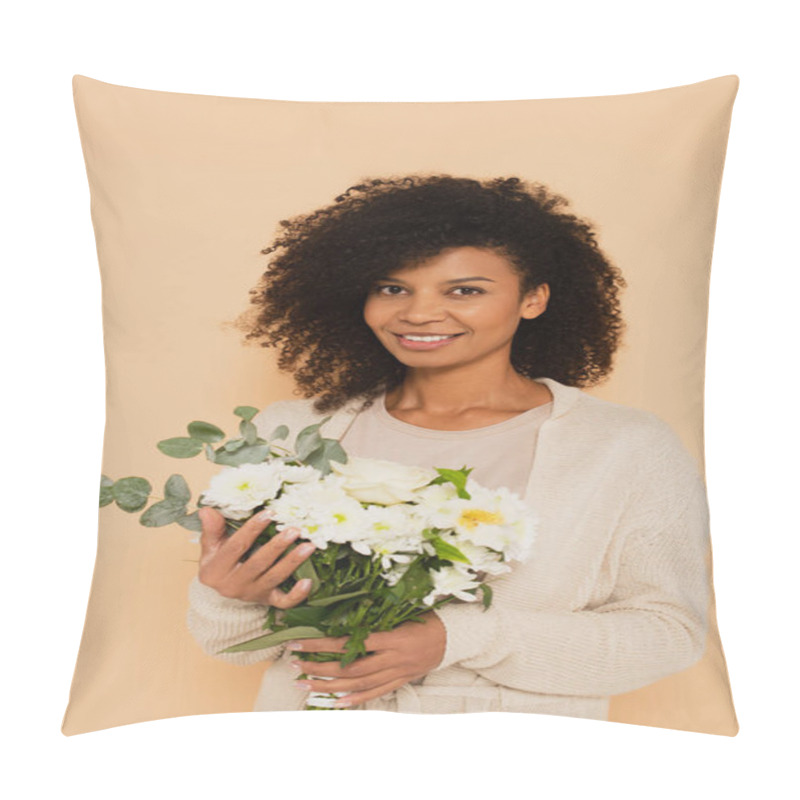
[[101, 405, 538, 710]]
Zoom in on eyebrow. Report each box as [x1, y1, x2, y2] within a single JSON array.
[[375, 276, 496, 285]]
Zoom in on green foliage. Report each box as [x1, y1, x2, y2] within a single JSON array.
[[220, 626, 325, 653], [99, 475, 114, 507], [140, 498, 187, 527], [234, 406, 260, 422], [186, 421, 225, 443], [429, 466, 473, 499], [112, 477, 151, 512], [157, 437, 205, 458]]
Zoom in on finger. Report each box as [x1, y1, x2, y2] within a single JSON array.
[[247, 539, 317, 599], [266, 575, 315, 609], [198, 507, 227, 564], [234, 526, 302, 580], [212, 510, 277, 574], [291, 652, 390, 679], [294, 666, 399, 696]]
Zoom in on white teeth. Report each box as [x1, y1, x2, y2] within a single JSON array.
[[401, 334, 456, 342]]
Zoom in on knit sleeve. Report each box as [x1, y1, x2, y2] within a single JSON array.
[[186, 576, 286, 664], [432, 428, 711, 697]]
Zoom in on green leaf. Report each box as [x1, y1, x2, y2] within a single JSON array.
[[219, 625, 324, 653], [177, 510, 202, 533], [294, 556, 320, 593], [223, 438, 246, 452], [295, 424, 324, 462], [234, 406, 260, 422], [283, 604, 328, 627], [157, 437, 204, 458], [480, 583, 493, 609], [307, 590, 369, 607], [303, 439, 348, 475], [239, 419, 258, 446], [431, 466, 473, 499], [99, 475, 115, 507], [164, 474, 191, 504], [212, 443, 271, 466], [269, 424, 289, 442], [112, 477, 152, 512], [140, 498, 187, 527], [205, 443, 217, 463], [187, 421, 225, 443], [431, 536, 471, 564]]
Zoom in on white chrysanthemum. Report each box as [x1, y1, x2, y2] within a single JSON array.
[[269, 474, 369, 550], [422, 565, 482, 606], [201, 461, 318, 520], [352, 504, 427, 568], [419, 478, 537, 562], [438, 536, 512, 577]]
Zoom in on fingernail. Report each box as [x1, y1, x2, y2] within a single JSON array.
[[286, 642, 302, 651], [294, 681, 312, 690], [256, 509, 273, 522], [283, 528, 301, 540], [334, 699, 351, 708], [289, 661, 302, 672]]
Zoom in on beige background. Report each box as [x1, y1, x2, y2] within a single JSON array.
[[63, 74, 739, 736]]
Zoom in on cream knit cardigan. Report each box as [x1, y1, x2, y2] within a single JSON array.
[[187, 377, 710, 719]]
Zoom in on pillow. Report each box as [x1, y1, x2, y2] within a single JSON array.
[[63, 74, 739, 736]]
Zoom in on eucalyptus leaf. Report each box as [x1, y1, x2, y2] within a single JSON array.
[[223, 438, 246, 452], [239, 419, 258, 446], [187, 421, 226, 443], [269, 424, 289, 442], [99, 475, 115, 507], [234, 406, 260, 422], [294, 417, 334, 460], [303, 439, 348, 475], [157, 437, 204, 459], [140, 498, 187, 527], [219, 625, 325, 653], [164, 474, 191, 503], [177, 511, 202, 532], [205, 443, 217, 463], [212, 443, 271, 467], [112, 477, 152, 512], [480, 583, 493, 610]]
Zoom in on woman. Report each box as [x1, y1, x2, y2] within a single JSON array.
[[187, 175, 710, 719]]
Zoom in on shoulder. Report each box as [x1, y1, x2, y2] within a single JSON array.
[[567, 392, 702, 482]]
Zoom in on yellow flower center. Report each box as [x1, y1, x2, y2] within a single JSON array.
[[458, 508, 503, 529], [236, 482, 251, 491]]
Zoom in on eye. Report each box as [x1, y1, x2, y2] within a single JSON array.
[[372, 285, 485, 297]]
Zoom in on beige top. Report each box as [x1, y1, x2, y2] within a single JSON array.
[[339, 392, 554, 498]]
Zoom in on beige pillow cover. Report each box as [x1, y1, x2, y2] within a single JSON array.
[[63, 74, 739, 736]]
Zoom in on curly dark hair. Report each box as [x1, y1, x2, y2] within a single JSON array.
[[234, 174, 627, 414]]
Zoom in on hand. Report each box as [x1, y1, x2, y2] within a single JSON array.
[[288, 611, 447, 708], [197, 507, 316, 607]]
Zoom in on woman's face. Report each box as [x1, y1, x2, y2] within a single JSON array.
[[363, 246, 548, 369]]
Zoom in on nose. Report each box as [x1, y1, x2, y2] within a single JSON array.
[[397, 291, 448, 323]]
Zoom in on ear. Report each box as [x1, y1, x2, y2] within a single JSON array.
[[520, 283, 550, 320]]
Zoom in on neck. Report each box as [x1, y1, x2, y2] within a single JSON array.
[[386, 360, 549, 415]]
